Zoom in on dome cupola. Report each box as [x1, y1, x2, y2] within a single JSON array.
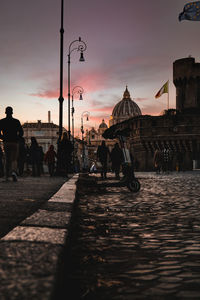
[[99, 119, 108, 129], [111, 87, 141, 125]]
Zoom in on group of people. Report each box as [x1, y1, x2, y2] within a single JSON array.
[[96, 141, 124, 179], [0, 106, 73, 182], [153, 147, 174, 174]]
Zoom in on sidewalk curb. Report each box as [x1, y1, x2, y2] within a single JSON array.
[[0, 173, 79, 300]]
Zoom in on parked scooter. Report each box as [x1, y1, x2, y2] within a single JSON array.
[[116, 133, 140, 192], [100, 129, 140, 192]]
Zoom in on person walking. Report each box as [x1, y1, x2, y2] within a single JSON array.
[[57, 132, 73, 177], [0, 106, 23, 181], [44, 145, 57, 176], [0, 146, 4, 177], [97, 140, 110, 179], [153, 148, 162, 174], [17, 136, 27, 176], [110, 143, 124, 179], [162, 147, 171, 174], [38, 146, 44, 175], [29, 137, 41, 177]]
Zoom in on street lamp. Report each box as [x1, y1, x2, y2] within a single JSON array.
[[81, 111, 90, 171], [81, 111, 90, 141], [67, 37, 87, 139], [71, 86, 84, 169], [72, 86, 84, 142], [58, 0, 64, 141]]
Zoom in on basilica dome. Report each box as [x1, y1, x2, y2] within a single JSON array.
[[99, 119, 108, 129], [112, 87, 142, 121]]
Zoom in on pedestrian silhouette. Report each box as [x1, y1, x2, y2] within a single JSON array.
[[97, 140, 110, 179], [57, 132, 73, 177], [38, 146, 44, 174], [153, 148, 162, 174], [29, 137, 41, 177], [0, 106, 23, 181], [110, 143, 124, 179], [44, 145, 57, 176], [0, 146, 4, 177], [18, 136, 27, 176]]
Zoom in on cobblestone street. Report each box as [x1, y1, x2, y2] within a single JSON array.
[[55, 172, 200, 300]]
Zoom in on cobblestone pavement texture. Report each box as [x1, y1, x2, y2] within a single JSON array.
[[54, 172, 200, 300], [0, 175, 72, 300]]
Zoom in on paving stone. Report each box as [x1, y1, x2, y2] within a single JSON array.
[[2, 226, 67, 245], [21, 209, 71, 228]]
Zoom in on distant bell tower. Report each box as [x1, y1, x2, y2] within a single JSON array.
[[173, 57, 200, 111]]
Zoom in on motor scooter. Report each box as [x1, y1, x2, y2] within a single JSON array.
[[100, 129, 140, 192], [116, 132, 140, 192]]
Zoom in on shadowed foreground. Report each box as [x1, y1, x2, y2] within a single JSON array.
[[53, 172, 200, 300]]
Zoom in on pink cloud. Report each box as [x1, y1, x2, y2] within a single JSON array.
[[30, 88, 60, 99], [29, 68, 111, 99], [72, 69, 110, 93]]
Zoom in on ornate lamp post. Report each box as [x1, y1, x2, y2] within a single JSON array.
[[71, 86, 84, 142], [81, 111, 90, 141], [56, 0, 65, 176], [67, 38, 87, 139], [81, 111, 90, 171], [58, 0, 64, 141], [71, 86, 84, 168]]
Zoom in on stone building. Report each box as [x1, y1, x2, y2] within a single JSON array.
[[103, 57, 200, 171], [23, 112, 67, 153]]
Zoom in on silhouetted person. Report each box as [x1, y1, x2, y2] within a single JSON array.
[[110, 143, 124, 179], [18, 136, 27, 176], [74, 156, 80, 173], [25, 144, 31, 174], [0, 146, 4, 177], [97, 140, 110, 179], [153, 148, 162, 174], [57, 132, 73, 177], [29, 137, 41, 176], [44, 145, 57, 176], [162, 147, 172, 173], [38, 146, 44, 174], [0, 106, 23, 181]]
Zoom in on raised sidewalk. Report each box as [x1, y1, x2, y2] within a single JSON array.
[[0, 174, 79, 300]]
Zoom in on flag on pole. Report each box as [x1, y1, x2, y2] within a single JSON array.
[[155, 81, 169, 99], [179, 1, 200, 21]]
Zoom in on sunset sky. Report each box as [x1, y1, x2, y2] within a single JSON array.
[[1, 0, 200, 136]]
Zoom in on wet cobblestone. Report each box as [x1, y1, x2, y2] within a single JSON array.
[[56, 172, 200, 300]]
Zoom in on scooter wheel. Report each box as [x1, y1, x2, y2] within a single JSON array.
[[127, 179, 140, 192]]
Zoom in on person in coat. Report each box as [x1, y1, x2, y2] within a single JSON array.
[[29, 137, 41, 176], [57, 132, 73, 177], [97, 140, 110, 179], [110, 143, 124, 179], [44, 145, 57, 176]]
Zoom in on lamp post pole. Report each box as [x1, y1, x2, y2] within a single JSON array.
[[72, 86, 84, 143], [67, 38, 87, 140], [81, 111, 90, 171], [58, 0, 64, 141], [71, 86, 84, 167]]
